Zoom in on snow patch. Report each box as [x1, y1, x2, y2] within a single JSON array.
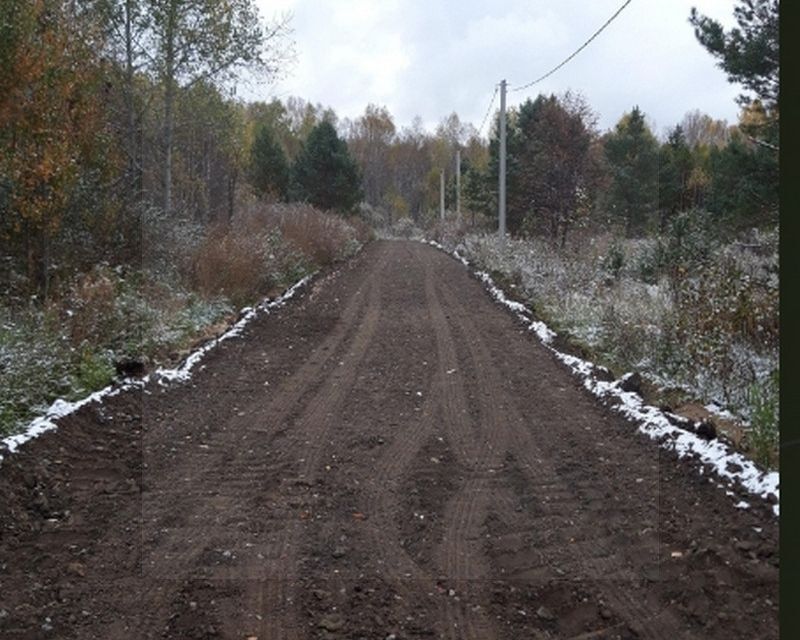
[[530, 320, 557, 345], [424, 238, 780, 518], [476, 271, 530, 317], [1, 381, 143, 461], [0, 274, 314, 464], [153, 274, 312, 384]]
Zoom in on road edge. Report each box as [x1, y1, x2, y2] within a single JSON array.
[[422, 238, 779, 518], [0, 271, 317, 465]]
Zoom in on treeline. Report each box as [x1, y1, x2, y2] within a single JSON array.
[[249, 104, 489, 224], [481, 96, 778, 245], [248, 96, 777, 251], [0, 0, 292, 301], [0, 0, 778, 306]]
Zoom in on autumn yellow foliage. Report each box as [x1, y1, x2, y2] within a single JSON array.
[[0, 0, 108, 239]]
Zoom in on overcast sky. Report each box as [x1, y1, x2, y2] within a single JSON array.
[[250, 0, 742, 138]]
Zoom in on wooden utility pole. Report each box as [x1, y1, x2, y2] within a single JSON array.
[[498, 79, 507, 242], [440, 169, 445, 221], [455, 149, 461, 220]]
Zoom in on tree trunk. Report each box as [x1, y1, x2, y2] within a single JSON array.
[[124, 0, 140, 201], [163, 3, 177, 216], [42, 228, 50, 301], [228, 170, 237, 221], [205, 140, 212, 222], [164, 81, 174, 215], [25, 222, 35, 295]]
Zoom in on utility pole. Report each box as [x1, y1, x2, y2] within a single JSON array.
[[455, 149, 461, 221], [440, 169, 445, 222], [498, 79, 507, 243]]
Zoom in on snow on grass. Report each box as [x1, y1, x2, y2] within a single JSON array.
[[0, 380, 144, 461], [0, 274, 314, 465], [425, 239, 779, 517], [154, 273, 313, 384], [455, 232, 778, 430]]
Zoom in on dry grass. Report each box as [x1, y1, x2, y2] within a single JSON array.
[[277, 205, 356, 266], [191, 225, 272, 307], [58, 267, 118, 347], [191, 203, 367, 307]]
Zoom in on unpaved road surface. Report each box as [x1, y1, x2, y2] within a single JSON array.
[[0, 241, 778, 639]]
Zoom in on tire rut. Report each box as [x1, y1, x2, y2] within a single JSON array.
[[435, 262, 696, 639]]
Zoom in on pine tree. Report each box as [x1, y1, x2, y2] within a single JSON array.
[[603, 107, 659, 236], [689, 0, 778, 146], [706, 131, 778, 228], [689, 1, 778, 111], [658, 125, 694, 229], [249, 124, 289, 200], [291, 121, 363, 212], [689, 0, 778, 226]]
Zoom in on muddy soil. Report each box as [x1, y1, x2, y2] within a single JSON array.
[[0, 240, 778, 639]]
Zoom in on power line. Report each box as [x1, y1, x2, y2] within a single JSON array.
[[510, 0, 634, 93], [477, 84, 499, 137]]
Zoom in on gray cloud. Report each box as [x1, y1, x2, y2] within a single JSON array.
[[254, 0, 742, 136]]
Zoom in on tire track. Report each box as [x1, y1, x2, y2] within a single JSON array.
[[435, 263, 695, 639], [245, 249, 387, 640], [0, 240, 778, 640], [418, 248, 506, 640], [90, 249, 388, 639], [358, 248, 438, 575]]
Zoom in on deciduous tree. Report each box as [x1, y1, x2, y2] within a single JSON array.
[[145, 0, 290, 214], [345, 104, 396, 207], [0, 0, 112, 295]]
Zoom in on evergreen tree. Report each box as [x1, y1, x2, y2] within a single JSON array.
[[706, 131, 778, 228], [689, 1, 778, 111], [291, 121, 363, 212], [249, 124, 289, 200], [603, 107, 659, 236], [689, 0, 778, 146], [461, 163, 493, 225], [515, 94, 595, 245], [658, 125, 694, 229]]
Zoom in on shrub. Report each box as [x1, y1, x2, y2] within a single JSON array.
[[1, 202, 370, 438], [61, 265, 118, 346], [191, 225, 277, 307], [635, 239, 667, 284], [391, 217, 422, 239], [278, 204, 357, 266], [663, 209, 716, 293], [603, 240, 626, 280], [446, 222, 778, 464], [745, 370, 779, 468], [74, 348, 115, 396]]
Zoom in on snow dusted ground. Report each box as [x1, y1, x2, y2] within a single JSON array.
[[3, 237, 779, 518], [425, 239, 779, 517], [0, 274, 314, 465]]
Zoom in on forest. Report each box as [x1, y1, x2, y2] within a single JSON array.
[[0, 0, 779, 465]]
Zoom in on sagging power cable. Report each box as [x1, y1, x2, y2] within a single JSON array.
[[510, 0, 634, 93]]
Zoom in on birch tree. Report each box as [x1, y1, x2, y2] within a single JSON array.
[[145, 0, 291, 214]]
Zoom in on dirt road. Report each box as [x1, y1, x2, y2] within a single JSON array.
[[0, 240, 778, 639]]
